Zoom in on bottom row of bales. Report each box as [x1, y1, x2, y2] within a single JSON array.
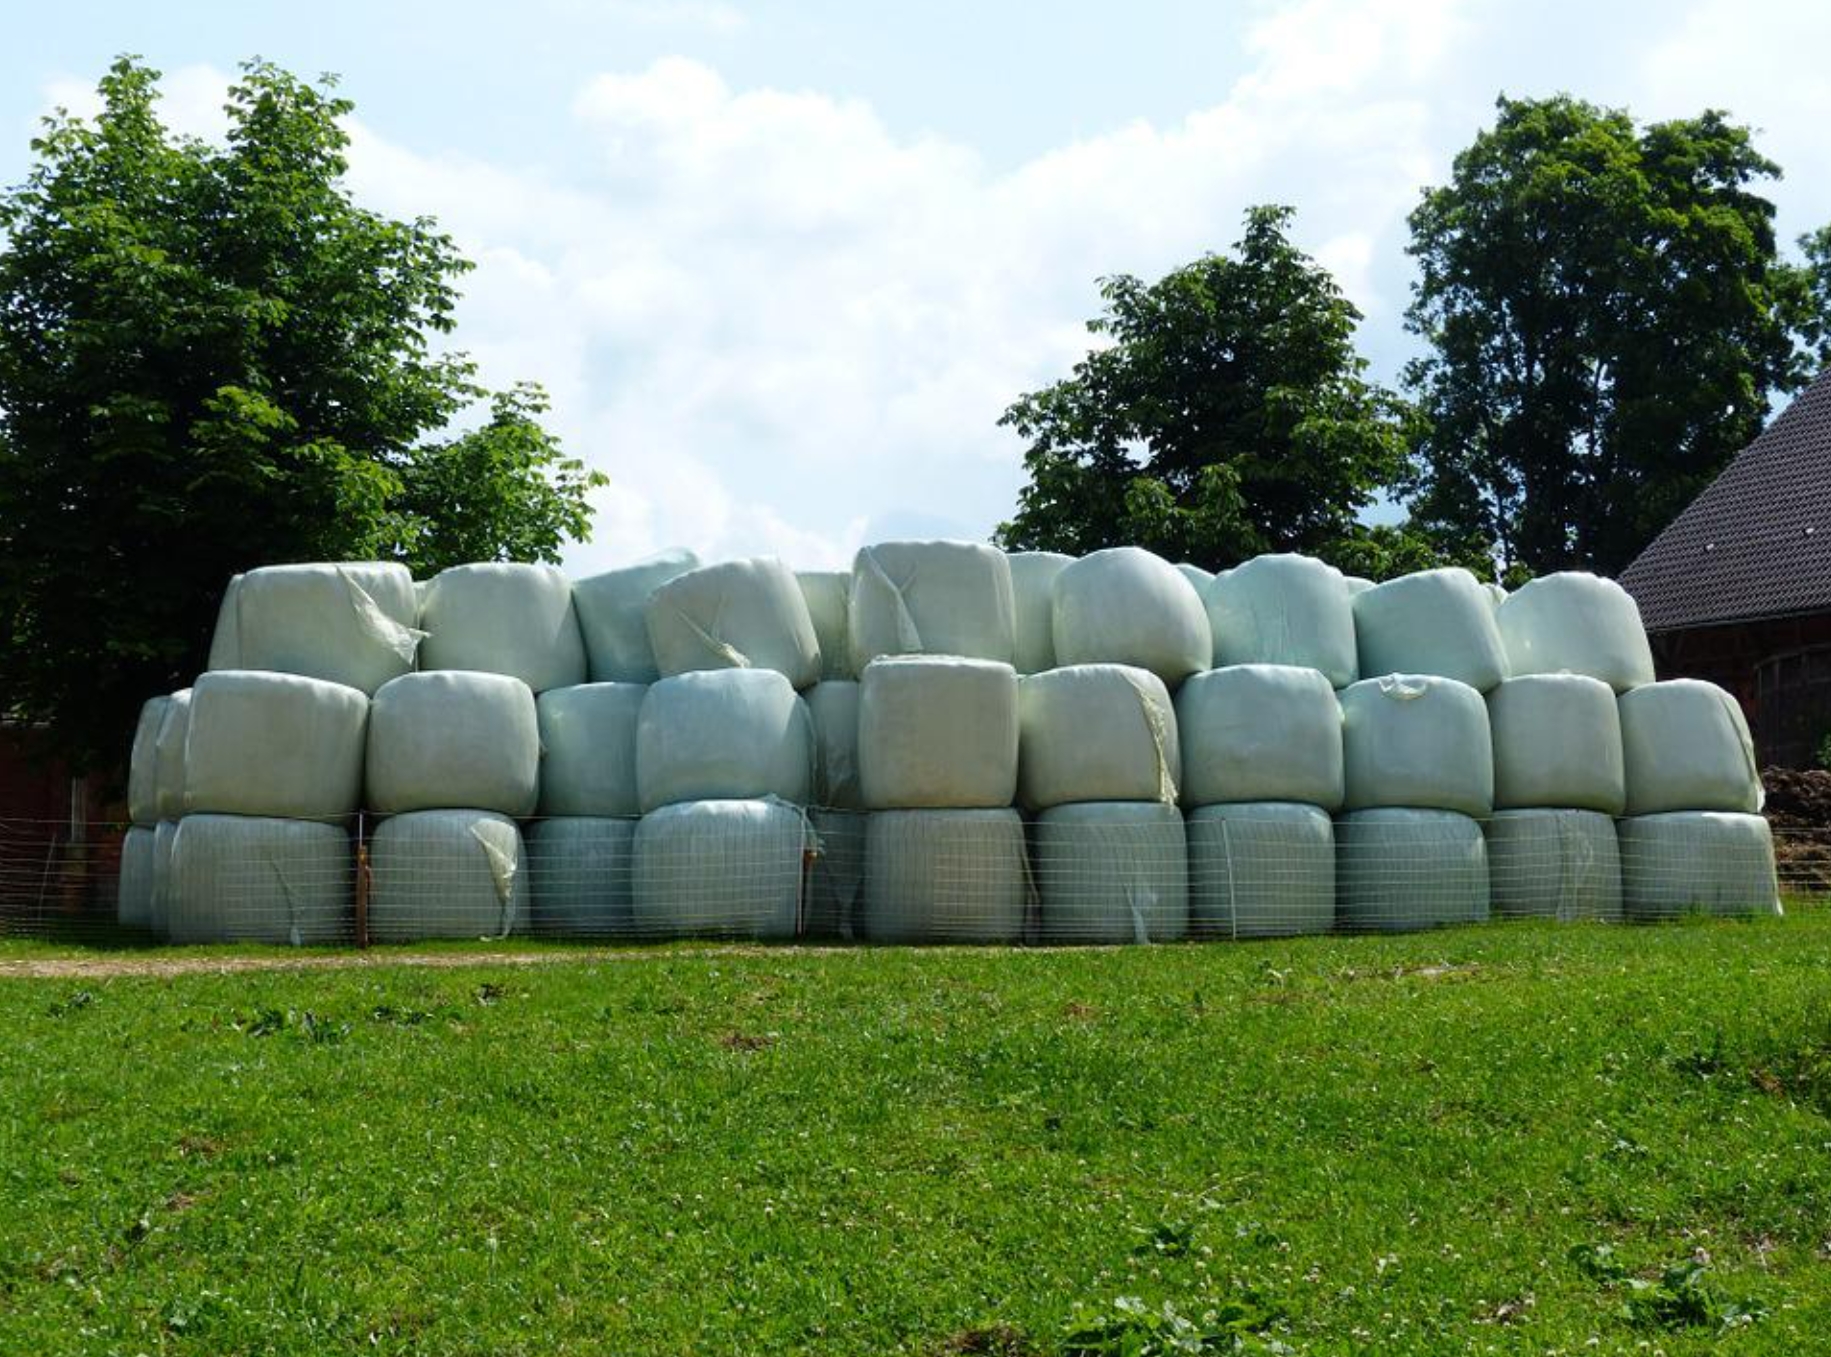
[[115, 804, 1781, 946]]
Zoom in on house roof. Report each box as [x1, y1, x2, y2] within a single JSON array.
[[1621, 367, 1831, 633]]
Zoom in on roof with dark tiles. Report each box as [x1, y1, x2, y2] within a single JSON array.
[[1621, 368, 1831, 633]]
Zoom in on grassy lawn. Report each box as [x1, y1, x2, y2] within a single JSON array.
[[2, 916, 1829, 1355]]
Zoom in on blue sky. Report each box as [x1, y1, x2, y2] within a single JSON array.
[[7, 1, 1829, 571]]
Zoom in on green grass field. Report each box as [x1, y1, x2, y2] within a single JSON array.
[[2, 914, 1829, 1355]]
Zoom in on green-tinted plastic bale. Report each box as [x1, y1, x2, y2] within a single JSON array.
[[117, 826, 155, 930], [858, 657, 1018, 810], [1495, 571, 1654, 692], [646, 557, 820, 689], [537, 682, 645, 817], [1018, 664, 1179, 811], [848, 540, 1016, 671], [1488, 674, 1625, 813], [797, 570, 854, 681], [183, 670, 368, 820], [367, 672, 540, 816], [1340, 675, 1493, 817], [1033, 802, 1187, 943], [1008, 551, 1073, 674], [1619, 680, 1762, 815], [573, 549, 700, 683], [150, 820, 178, 940], [418, 562, 586, 693], [1352, 568, 1508, 691], [1052, 547, 1211, 688], [230, 562, 421, 694], [862, 809, 1027, 943], [1187, 802, 1335, 938], [527, 816, 636, 938], [631, 798, 808, 940], [1485, 809, 1621, 921], [1176, 665, 1343, 810], [807, 808, 867, 940], [368, 810, 530, 942], [167, 814, 353, 945], [807, 680, 862, 811], [127, 696, 169, 828], [152, 689, 191, 823], [1617, 811, 1780, 919], [1336, 808, 1490, 932], [1203, 553, 1357, 688], [636, 669, 812, 812]]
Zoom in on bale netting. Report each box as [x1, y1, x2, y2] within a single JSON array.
[[848, 540, 1016, 670], [166, 814, 353, 946], [631, 798, 809, 940], [117, 826, 155, 930], [861, 808, 1027, 943], [418, 562, 587, 693], [367, 672, 540, 817], [368, 810, 529, 942], [1335, 808, 1490, 933], [526, 816, 636, 938], [1487, 674, 1625, 814], [1187, 802, 1335, 939], [858, 656, 1018, 810], [1017, 664, 1178, 811], [1203, 554, 1357, 688], [1031, 802, 1186, 944], [572, 548, 700, 684], [636, 669, 812, 812], [1176, 664, 1343, 810], [1485, 809, 1622, 922], [1617, 812, 1781, 919]]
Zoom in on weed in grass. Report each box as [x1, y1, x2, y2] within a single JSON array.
[[1059, 1295, 1289, 1356]]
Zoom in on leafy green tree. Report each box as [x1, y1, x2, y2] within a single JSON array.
[[0, 58, 604, 769], [1404, 94, 1829, 576], [995, 206, 1414, 570]]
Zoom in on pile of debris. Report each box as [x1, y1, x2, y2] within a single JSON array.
[[1762, 766, 1831, 893]]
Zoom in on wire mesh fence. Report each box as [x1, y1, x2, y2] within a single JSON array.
[[1, 807, 1821, 948]]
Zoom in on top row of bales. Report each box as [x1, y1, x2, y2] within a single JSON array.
[[204, 543, 1656, 700]]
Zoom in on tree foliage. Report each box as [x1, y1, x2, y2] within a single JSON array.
[[995, 206, 1412, 570], [1404, 94, 1831, 577], [0, 58, 604, 769]]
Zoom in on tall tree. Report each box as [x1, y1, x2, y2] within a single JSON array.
[[0, 58, 604, 769], [995, 206, 1413, 570], [1404, 94, 1829, 576]]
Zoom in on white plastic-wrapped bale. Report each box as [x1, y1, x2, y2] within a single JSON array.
[[418, 562, 586, 693], [117, 826, 155, 929], [797, 570, 854, 681], [152, 690, 192, 823], [1340, 675, 1493, 816], [1187, 802, 1335, 939], [1618, 812, 1779, 918], [1484, 583, 1507, 609], [1018, 665, 1178, 811], [367, 672, 539, 816], [573, 549, 700, 683], [807, 809, 867, 939], [632, 798, 808, 940], [1352, 568, 1509, 691], [369, 810, 530, 941], [646, 557, 820, 689], [207, 573, 243, 669], [1343, 576, 1374, 596], [1336, 809, 1491, 932], [1176, 665, 1343, 810], [1488, 674, 1625, 813], [637, 669, 812, 812], [150, 820, 178, 940], [527, 817, 636, 938], [537, 682, 644, 817], [127, 695, 170, 828], [165, 815, 352, 945], [848, 540, 1016, 670], [183, 671, 368, 820], [1204, 554, 1358, 688], [1008, 551, 1073, 674], [1495, 572, 1655, 692], [1176, 563, 1215, 593], [1052, 547, 1210, 687], [1033, 802, 1186, 943], [1486, 809, 1621, 921], [858, 657, 1018, 810], [807, 681, 862, 810], [861, 809, 1027, 943], [1619, 679, 1761, 815], [231, 562, 422, 694]]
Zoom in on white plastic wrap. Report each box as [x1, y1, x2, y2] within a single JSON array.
[[1176, 665, 1343, 809], [369, 810, 530, 941], [1486, 809, 1621, 921], [860, 808, 1027, 943], [636, 669, 813, 812], [1488, 674, 1625, 813], [418, 562, 587, 693], [1176, 563, 1215, 593], [797, 570, 854, 681], [1618, 812, 1780, 918], [1336, 808, 1491, 932], [1033, 802, 1187, 943], [1017, 664, 1179, 810], [1204, 554, 1358, 688], [1343, 576, 1374, 596], [1052, 547, 1211, 687], [152, 689, 192, 823], [127, 696, 170, 828], [858, 657, 1019, 810], [1495, 572, 1655, 692], [807, 680, 862, 811], [1619, 679, 1761, 815], [1340, 674, 1493, 816], [527, 816, 636, 938], [1352, 568, 1509, 691], [646, 557, 820, 689], [1187, 802, 1335, 938], [848, 540, 1017, 670], [632, 798, 809, 939], [166, 814, 352, 945], [537, 682, 644, 817], [231, 562, 422, 694], [367, 672, 540, 816], [117, 826, 155, 929], [573, 549, 701, 684], [183, 671, 368, 820], [1008, 551, 1073, 675], [150, 820, 177, 940], [807, 808, 867, 940], [206, 573, 243, 670]]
